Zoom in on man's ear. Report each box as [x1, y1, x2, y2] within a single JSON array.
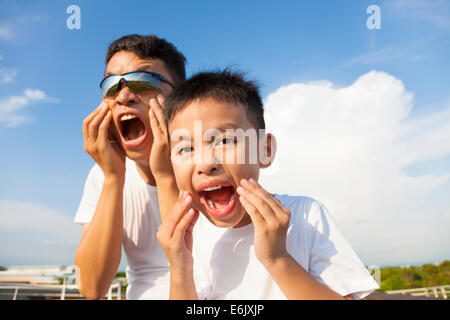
[[259, 133, 277, 169]]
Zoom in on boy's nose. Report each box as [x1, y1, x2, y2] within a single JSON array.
[[196, 152, 219, 176]]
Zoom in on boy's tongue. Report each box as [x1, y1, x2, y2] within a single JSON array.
[[207, 187, 234, 208]]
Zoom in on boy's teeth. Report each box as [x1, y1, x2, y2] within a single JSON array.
[[207, 199, 216, 209], [120, 114, 137, 121], [203, 185, 222, 192]]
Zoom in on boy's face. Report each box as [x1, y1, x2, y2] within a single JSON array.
[[104, 50, 174, 162], [168, 98, 272, 228]]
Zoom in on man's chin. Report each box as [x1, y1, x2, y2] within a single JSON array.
[[123, 146, 151, 163]]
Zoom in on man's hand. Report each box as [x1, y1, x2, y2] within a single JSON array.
[[156, 190, 199, 277], [236, 178, 291, 267], [148, 94, 174, 179], [82, 100, 126, 179]]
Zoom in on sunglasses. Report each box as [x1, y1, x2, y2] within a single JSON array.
[[99, 71, 174, 98]]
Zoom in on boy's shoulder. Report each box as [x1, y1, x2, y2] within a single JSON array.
[[273, 193, 327, 222], [274, 193, 323, 211]]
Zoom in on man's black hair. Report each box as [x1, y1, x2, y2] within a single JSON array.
[[106, 34, 186, 85], [164, 69, 265, 130]]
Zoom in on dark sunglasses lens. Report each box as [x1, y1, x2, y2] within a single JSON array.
[[101, 72, 165, 97], [126, 80, 161, 93], [101, 76, 120, 97], [105, 83, 119, 97]]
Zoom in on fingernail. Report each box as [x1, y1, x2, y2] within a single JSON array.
[[241, 179, 249, 186], [185, 195, 191, 203], [187, 208, 194, 215], [179, 190, 183, 198], [249, 178, 257, 185], [236, 186, 244, 194]]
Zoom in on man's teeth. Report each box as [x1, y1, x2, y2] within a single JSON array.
[[120, 114, 137, 121], [203, 185, 222, 192]]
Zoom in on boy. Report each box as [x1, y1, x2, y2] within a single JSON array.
[[74, 34, 185, 299], [155, 70, 379, 299]]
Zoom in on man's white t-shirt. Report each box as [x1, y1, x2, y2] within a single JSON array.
[[191, 194, 379, 300], [74, 159, 170, 299]]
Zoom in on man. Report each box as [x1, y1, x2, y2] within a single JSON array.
[[74, 34, 186, 299]]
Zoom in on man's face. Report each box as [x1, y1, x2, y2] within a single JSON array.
[[104, 50, 174, 161], [168, 98, 266, 228]]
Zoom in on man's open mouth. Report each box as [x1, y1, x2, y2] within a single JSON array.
[[199, 184, 237, 218], [118, 113, 147, 148]]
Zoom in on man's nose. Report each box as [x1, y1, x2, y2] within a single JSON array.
[[115, 79, 138, 105]]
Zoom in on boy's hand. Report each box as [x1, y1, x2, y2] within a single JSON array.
[[156, 191, 200, 276], [237, 178, 291, 267], [82, 100, 126, 179], [148, 94, 174, 179]]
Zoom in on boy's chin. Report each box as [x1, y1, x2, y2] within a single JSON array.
[[203, 209, 249, 229]]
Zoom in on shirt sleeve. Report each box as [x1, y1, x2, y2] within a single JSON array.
[[307, 201, 379, 299], [73, 164, 105, 225]]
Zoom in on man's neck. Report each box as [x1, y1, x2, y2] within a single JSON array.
[[134, 159, 156, 186]]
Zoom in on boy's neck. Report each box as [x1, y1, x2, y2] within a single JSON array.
[[134, 159, 156, 186], [232, 213, 252, 228]]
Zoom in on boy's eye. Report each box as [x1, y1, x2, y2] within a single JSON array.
[[216, 136, 237, 146], [178, 146, 193, 155]]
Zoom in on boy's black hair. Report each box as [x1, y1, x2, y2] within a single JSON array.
[[105, 34, 186, 86], [164, 69, 265, 130]]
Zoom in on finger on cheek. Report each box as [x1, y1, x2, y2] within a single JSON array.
[[239, 196, 263, 223], [157, 94, 164, 106], [240, 179, 255, 191], [236, 186, 247, 196], [149, 98, 158, 109]]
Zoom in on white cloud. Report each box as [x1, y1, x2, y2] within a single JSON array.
[[260, 70, 450, 266], [0, 200, 80, 244], [0, 67, 18, 83], [383, 0, 450, 31], [0, 89, 59, 127], [0, 200, 81, 265], [0, 25, 13, 39]]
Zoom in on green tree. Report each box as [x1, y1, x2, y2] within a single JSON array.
[[380, 273, 407, 291]]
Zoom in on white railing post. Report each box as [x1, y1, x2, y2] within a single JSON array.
[[61, 278, 66, 300], [12, 287, 19, 300], [441, 287, 447, 299], [118, 281, 121, 300], [107, 286, 112, 300]]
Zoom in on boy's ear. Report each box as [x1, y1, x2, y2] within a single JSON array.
[[259, 133, 277, 169]]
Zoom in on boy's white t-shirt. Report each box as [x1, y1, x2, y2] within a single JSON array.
[[192, 194, 379, 300], [74, 159, 170, 300], [75, 160, 378, 300]]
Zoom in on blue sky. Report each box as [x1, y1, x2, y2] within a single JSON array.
[[0, 0, 449, 269]]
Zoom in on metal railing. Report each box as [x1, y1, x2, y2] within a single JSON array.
[[0, 278, 124, 300], [386, 285, 450, 299]]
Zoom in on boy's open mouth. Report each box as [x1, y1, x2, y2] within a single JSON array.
[[118, 114, 147, 148], [199, 184, 237, 218]]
